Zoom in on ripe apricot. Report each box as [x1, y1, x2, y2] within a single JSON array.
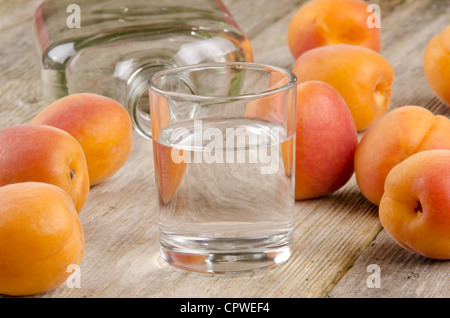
[[0, 182, 84, 296], [424, 25, 450, 107], [355, 105, 450, 205], [288, 0, 381, 59], [153, 141, 188, 205], [0, 124, 90, 213], [150, 93, 187, 204], [294, 81, 358, 200], [31, 93, 133, 186], [292, 44, 394, 131], [244, 75, 296, 177], [379, 150, 450, 259]]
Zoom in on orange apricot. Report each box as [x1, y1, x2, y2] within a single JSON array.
[[0, 124, 89, 213], [292, 44, 394, 131], [288, 0, 381, 59], [0, 182, 84, 296], [379, 150, 450, 259], [424, 25, 450, 107], [153, 141, 188, 205], [31, 93, 133, 186], [355, 105, 450, 206], [150, 93, 187, 204], [244, 75, 296, 177]]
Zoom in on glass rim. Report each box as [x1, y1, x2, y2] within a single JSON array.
[[148, 62, 297, 102]]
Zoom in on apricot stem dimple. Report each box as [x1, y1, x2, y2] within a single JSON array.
[[70, 169, 76, 180], [414, 201, 423, 214], [374, 82, 388, 110]]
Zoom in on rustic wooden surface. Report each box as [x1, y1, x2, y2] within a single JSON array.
[[0, 0, 449, 298]]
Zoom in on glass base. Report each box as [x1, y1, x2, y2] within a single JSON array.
[[160, 235, 292, 273]]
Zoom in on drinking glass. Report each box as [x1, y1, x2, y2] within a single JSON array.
[[148, 62, 297, 273]]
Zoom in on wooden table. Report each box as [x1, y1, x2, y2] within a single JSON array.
[[0, 0, 449, 298]]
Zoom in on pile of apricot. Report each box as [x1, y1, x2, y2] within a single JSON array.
[[287, 0, 450, 259], [0, 93, 132, 295]]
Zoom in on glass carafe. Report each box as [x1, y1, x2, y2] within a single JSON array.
[[33, 0, 253, 138]]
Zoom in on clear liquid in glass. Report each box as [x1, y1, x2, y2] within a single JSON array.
[[153, 117, 294, 272]]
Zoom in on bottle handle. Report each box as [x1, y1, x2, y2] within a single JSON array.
[[126, 64, 170, 140]]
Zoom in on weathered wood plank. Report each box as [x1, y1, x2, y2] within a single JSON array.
[[223, 0, 304, 41], [328, 230, 450, 298]]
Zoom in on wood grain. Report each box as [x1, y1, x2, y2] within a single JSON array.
[[329, 231, 450, 298], [0, 0, 449, 298]]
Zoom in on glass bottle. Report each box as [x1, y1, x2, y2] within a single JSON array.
[[33, 0, 253, 137]]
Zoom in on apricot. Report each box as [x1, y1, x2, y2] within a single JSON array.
[[150, 93, 187, 205], [354, 105, 450, 206], [244, 75, 296, 176], [0, 124, 89, 213], [379, 150, 450, 259], [153, 141, 188, 205], [287, 0, 381, 59], [164, 251, 208, 272], [294, 81, 358, 200], [0, 182, 85, 296], [424, 25, 450, 107], [31, 93, 133, 186], [292, 44, 394, 131]]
